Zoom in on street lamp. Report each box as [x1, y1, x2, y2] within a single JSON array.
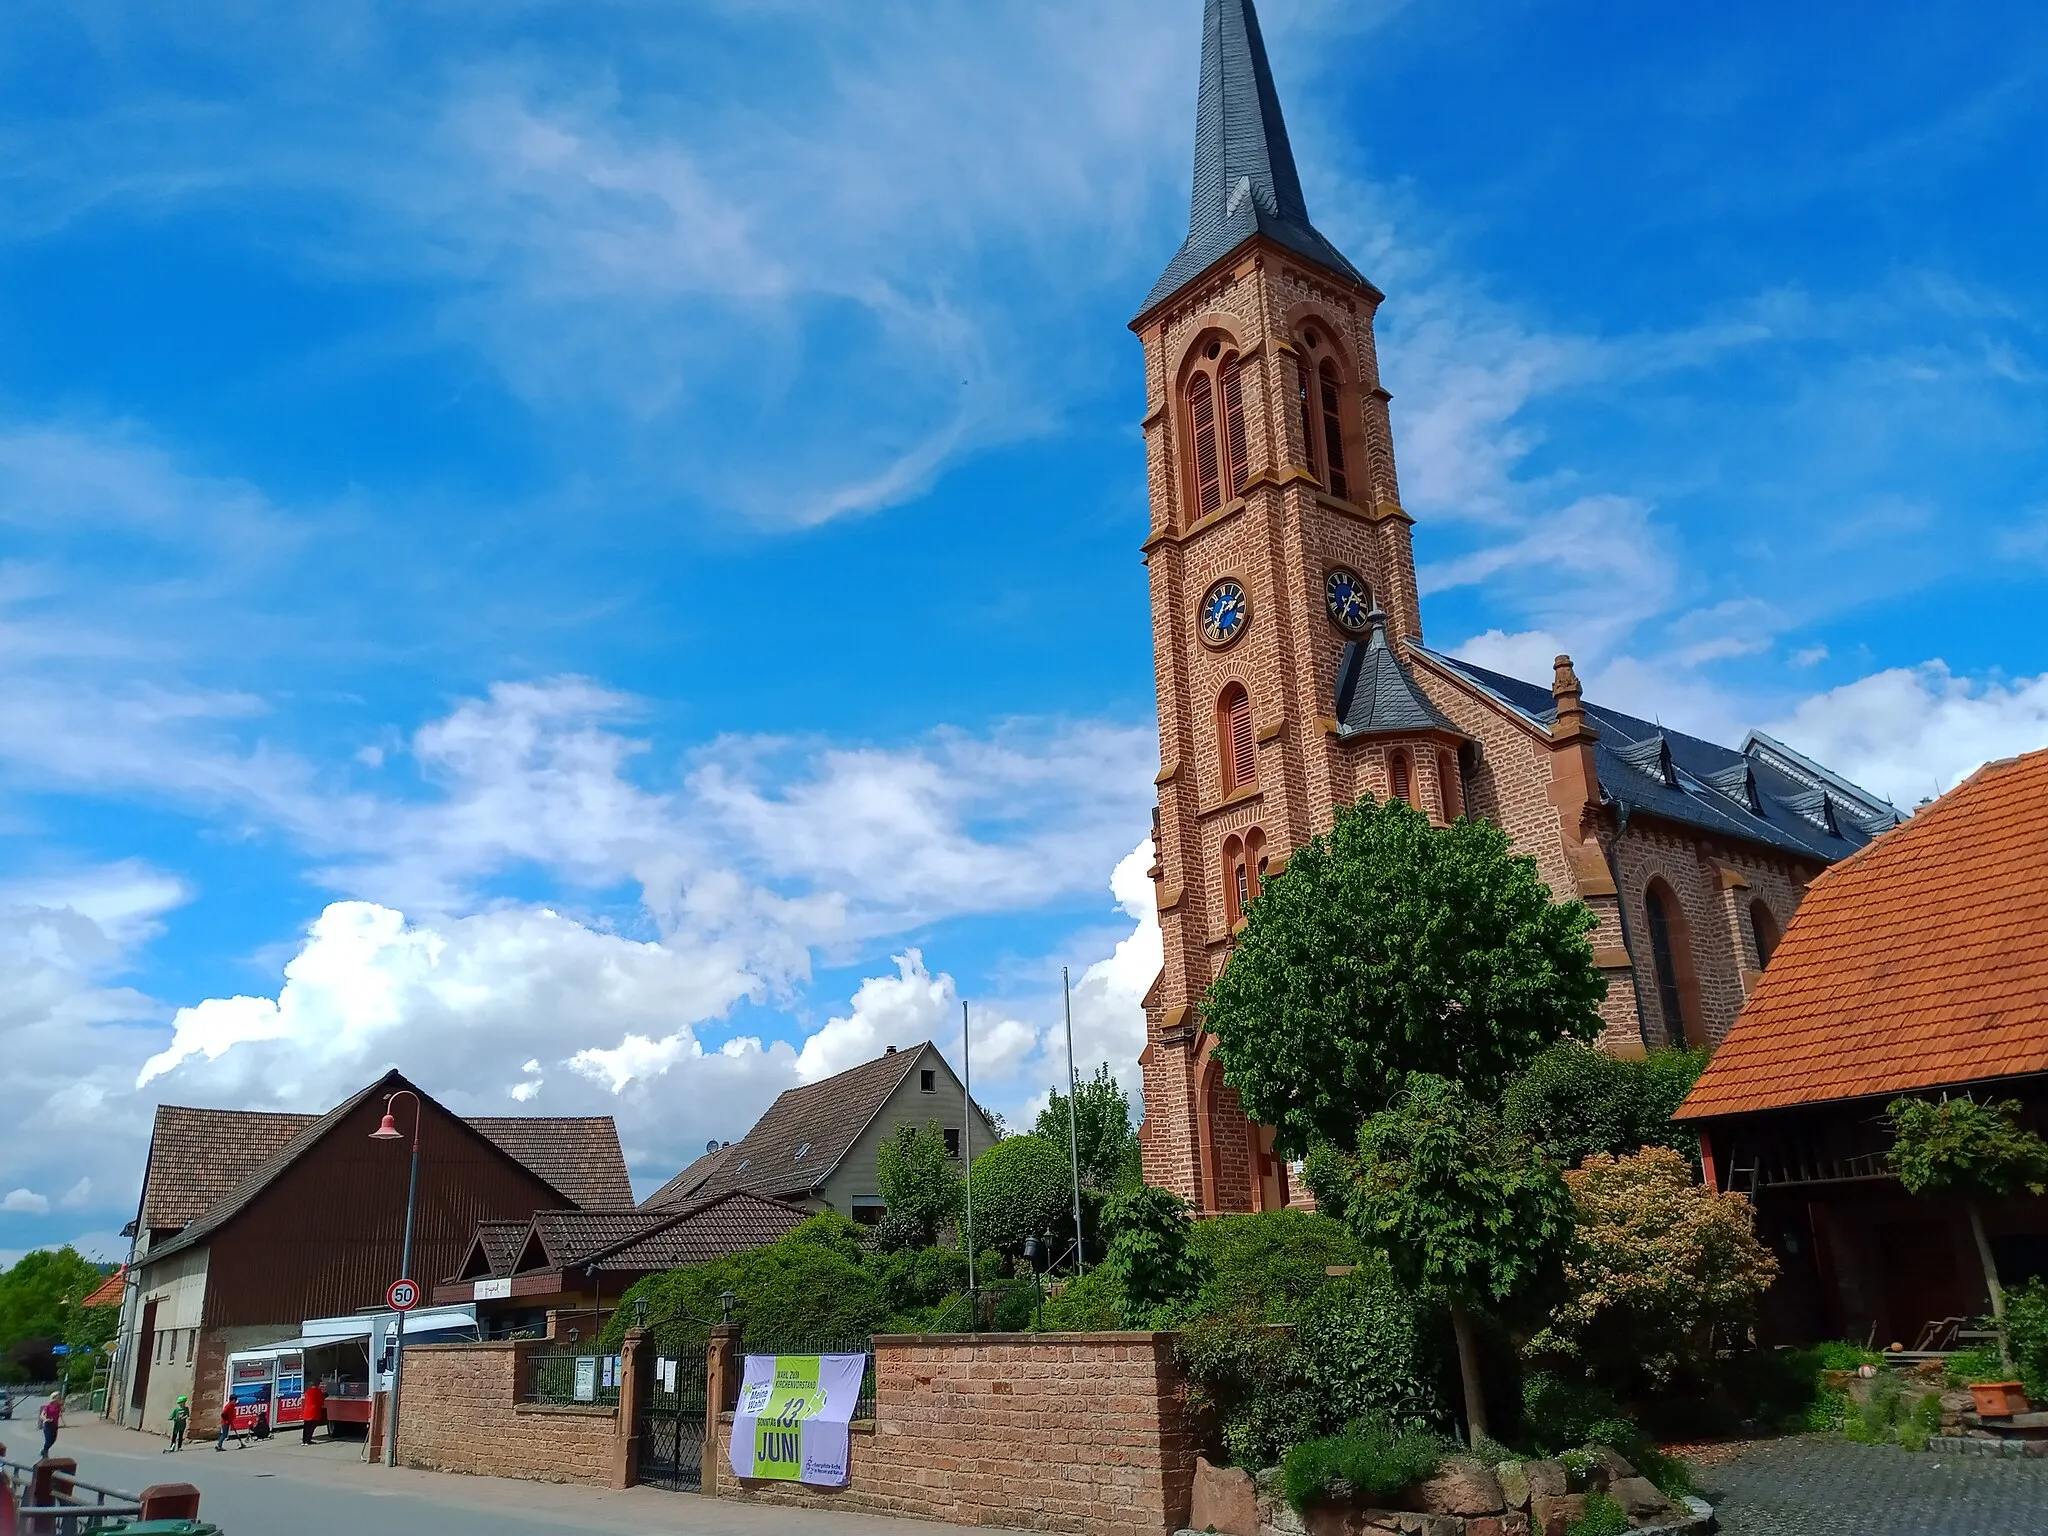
[[369, 1090, 421, 1468]]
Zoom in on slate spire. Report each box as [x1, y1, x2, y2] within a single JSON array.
[[1138, 0, 1372, 319]]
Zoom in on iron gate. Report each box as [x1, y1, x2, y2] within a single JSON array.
[[640, 1346, 708, 1491]]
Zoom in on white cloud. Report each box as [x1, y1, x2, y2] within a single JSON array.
[[59, 1178, 93, 1209], [2, 1190, 50, 1215], [1765, 662, 2048, 806]]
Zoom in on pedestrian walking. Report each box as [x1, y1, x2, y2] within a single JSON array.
[[215, 1399, 234, 1451], [167, 1394, 189, 1451], [38, 1393, 61, 1458], [300, 1381, 326, 1445]]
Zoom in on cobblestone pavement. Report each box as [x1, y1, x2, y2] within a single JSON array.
[[1703, 1434, 2048, 1536]]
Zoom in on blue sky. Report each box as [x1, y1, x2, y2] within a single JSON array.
[[3, 0, 2045, 1262]]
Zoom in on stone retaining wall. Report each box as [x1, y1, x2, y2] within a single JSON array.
[[714, 1331, 1199, 1536]]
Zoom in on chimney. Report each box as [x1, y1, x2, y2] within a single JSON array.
[[884, 1045, 897, 1054]]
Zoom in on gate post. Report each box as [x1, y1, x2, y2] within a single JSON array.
[[612, 1327, 652, 1490], [700, 1323, 741, 1496]]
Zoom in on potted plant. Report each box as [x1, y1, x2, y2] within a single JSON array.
[[1968, 1380, 2029, 1419]]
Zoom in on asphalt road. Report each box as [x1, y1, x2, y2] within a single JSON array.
[[30, 1420, 955, 1536]]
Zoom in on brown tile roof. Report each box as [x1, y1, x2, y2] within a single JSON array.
[[82, 1268, 127, 1308], [695, 1045, 925, 1202], [140, 1107, 317, 1229], [136, 1071, 632, 1268], [469, 1117, 633, 1210], [639, 1142, 737, 1212], [1678, 749, 2048, 1121], [591, 1191, 809, 1272], [523, 1209, 672, 1269]]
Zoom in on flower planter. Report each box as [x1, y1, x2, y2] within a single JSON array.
[[1970, 1381, 2029, 1418]]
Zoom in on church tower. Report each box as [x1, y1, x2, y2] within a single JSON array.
[[1133, 0, 1470, 1212]]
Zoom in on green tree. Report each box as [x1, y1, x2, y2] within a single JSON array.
[[0, 1247, 108, 1371], [1310, 1074, 1574, 1442], [1204, 798, 1606, 1156], [1099, 1184, 1209, 1327], [874, 1120, 963, 1251], [1888, 1095, 2048, 1364], [1034, 1064, 1140, 1193], [966, 1136, 1073, 1256], [1502, 1043, 1709, 1167]]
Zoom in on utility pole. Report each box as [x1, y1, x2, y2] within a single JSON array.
[[1062, 967, 1085, 1275]]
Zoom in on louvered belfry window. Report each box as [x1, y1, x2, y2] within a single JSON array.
[[1389, 749, 1411, 805], [1319, 359, 1349, 502], [1220, 684, 1256, 791], [1295, 357, 1317, 479], [1221, 356, 1250, 496], [1189, 374, 1223, 519]]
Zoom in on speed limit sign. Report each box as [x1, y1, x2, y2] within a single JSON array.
[[387, 1278, 421, 1311]]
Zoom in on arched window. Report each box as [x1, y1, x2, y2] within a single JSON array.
[[1318, 358, 1350, 502], [1245, 827, 1267, 904], [1750, 900, 1781, 970], [1220, 355, 1250, 497], [1183, 340, 1249, 525], [1187, 372, 1222, 520], [1438, 749, 1463, 822], [1294, 356, 1317, 477], [1388, 749, 1412, 805], [1644, 882, 1703, 1047], [1223, 834, 1247, 926], [1218, 684, 1256, 792]]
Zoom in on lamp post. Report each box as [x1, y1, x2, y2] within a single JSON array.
[[368, 1090, 422, 1468]]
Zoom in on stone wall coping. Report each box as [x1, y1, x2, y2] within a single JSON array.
[[872, 1331, 1177, 1347], [513, 1402, 617, 1420], [406, 1340, 520, 1353]]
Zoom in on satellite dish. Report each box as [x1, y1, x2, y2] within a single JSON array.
[[706, 1139, 719, 1154]]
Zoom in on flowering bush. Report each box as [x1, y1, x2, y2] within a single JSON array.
[[1531, 1146, 1777, 1397]]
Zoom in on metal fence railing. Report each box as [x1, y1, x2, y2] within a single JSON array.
[[524, 1348, 623, 1407], [2, 1457, 147, 1534], [737, 1333, 877, 1421]]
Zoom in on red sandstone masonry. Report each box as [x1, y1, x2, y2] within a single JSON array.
[[396, 1338, 622, 1487], [716, 1332, 1198, 1536]]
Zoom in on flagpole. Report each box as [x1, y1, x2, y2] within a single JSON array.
[[1062, 967, 1085, 1275], [961, 998, 977, 1321]]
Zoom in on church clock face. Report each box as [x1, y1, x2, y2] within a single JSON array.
[[1199, 579, 1249, 648], [1325, 567, 1371, 634]]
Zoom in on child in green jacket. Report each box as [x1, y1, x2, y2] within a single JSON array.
[[167, 1395, 189, 1451]]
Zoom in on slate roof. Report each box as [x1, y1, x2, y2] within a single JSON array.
[[1419, 650, 1902, 863], [135, 1070, 630, 1267], [693, 1047, 928, 1203], [1335, 611, 1463, 739], [639, 1142, 737, 1213], [1677, 749, 2048, 1121], [1138, 0, 1372, 319], [468, 1117, 633, 1210]]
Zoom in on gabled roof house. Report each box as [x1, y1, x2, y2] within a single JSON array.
[[1678, 748, 2048, 1345], [110, 1068, 629, 1436]]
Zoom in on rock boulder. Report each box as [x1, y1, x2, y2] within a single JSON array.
[[1192, 1457, 1262, 1536], [1418, 1459, 1506, 1517]]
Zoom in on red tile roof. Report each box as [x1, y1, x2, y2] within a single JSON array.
[[82, 1267, 127, 1308], [1678, 749, 2048, 1120]]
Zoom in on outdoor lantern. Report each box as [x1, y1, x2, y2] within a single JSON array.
[[719, 1290, 737, 1323], [369, 1110, 403, 1140]]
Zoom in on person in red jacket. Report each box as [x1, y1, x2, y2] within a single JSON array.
[[300, 1381, 327, 1445]]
